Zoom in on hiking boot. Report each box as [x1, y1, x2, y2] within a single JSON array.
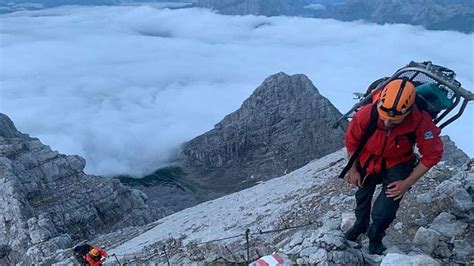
[[344, 225, 367, 241], [369, 241, 387, 255]]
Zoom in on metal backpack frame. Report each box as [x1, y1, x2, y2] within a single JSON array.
[[334, 61, 474, 130], [334, 61, 474, 179]]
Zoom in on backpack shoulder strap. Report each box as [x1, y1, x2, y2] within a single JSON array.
[[338, 104, 378, 178]]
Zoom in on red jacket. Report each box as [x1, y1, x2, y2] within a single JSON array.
[[345, 104, 443, 174], [84, 249, 108, 266]]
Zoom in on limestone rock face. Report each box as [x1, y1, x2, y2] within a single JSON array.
[[0, 114, 154, 265], [181, 72, 346, 192], [440, 135, 470, 167]]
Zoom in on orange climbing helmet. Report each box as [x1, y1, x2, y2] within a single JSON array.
[[89, 247, 100, 257], [377, 79, 416, 122]]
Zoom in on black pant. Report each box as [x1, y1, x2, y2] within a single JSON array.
[[73, 244, 91, 265], [353, 160, 414, 243], [74, 253, 87, 265]]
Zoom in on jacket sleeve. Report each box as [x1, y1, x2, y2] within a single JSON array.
[[101, 249, 109, 257], [345, 105, 371, 154], [415, 113, 444, 168]]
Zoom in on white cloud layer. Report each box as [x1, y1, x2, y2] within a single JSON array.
[[0, 5, 473, 176]]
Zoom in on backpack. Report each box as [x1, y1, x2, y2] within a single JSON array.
[[337, 61, 473, 179], [73, 244, 92, 265], [73, 244, 92, 256]]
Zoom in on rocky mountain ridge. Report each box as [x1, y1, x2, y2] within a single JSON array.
[[1, 72, 471, 265], [179, 72, 346, 194], [0, 114, 157, 265], [0, 0, 192, 14], [0, 71, 348, 264], [112, 72, 347, 215], [195, 0, 337, 17], [327, 0, 474, 33], [55, 149, 473, 265], [128, 72, 468, 203], [3, 1, 472, 33], [195, 0, 474, 33]]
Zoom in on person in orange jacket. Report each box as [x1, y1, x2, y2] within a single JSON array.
[[343, 79, 444, 254], [79, 246, 108, 266]]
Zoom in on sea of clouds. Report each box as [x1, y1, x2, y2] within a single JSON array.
[[0, 5, 472, 176]]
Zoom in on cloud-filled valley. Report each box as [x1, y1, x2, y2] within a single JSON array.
[[0, 5, 472, 176]]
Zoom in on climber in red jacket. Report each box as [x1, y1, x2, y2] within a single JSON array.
[[80, 246, 108, 266], [343, 79, 444, 255]]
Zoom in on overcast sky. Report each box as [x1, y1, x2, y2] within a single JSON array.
[[0, 5, 472, 176]]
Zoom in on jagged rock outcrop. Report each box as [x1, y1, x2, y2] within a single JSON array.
[[408, 171, 473, 263], [440, 135, 470, 167], [180, 72, 346, 193], [0, 114, 155, 265]]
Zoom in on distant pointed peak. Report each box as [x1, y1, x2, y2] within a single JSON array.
[[256, 72, 320, 96], [0, 113, 23, 138], [261, 72, 310, 83]]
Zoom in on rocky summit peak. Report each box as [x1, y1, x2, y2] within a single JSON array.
[[215, 72, 323, 129], [181, 72, 347, 193], [255, 72, 321, 95], [0, 114, 25, 139]]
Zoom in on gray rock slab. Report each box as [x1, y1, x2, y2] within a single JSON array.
[[430, 212, 468, 238], [381, 253, 441, 266]]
